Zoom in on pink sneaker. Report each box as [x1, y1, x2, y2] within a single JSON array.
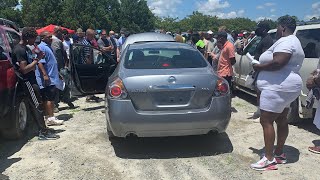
[[250, 156, 278, 171], [275, 153, 287, 164]]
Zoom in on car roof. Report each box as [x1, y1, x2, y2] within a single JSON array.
[[268, 24, 320, 34], [121, 32, 175, 50]]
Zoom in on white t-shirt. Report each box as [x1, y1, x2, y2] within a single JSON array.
[[257, 35, 305, 92]]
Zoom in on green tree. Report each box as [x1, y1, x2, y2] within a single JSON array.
[[61, 0, 120, 31], [0, 0, 23, 27], [118, 0, 155, 33], [21, 0, 64, 27]]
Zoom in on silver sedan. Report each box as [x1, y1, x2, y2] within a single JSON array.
[[105, 41, 231, 138]]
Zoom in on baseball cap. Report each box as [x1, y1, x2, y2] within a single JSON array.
[[207, 30, 213, 34]]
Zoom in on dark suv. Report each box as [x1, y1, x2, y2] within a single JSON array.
[[0, 25, 29, 139]]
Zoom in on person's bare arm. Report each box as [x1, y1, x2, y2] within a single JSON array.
[[253, 52, 291, 71], [19, 60, 38, 74]]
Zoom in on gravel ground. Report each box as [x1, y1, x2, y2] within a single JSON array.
[[1, 92, 320, 180]]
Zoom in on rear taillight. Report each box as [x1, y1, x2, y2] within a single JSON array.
[[215, 79, 229, 96], [108, 78, 127, 99]]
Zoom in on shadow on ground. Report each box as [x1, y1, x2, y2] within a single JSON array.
[[312, 139, 320, 146], [82, 105, 105, 111], [0, 136, 29, 179], [292, 118, 320, 136], [234, 90, 258, 106], [249, 145, 300, 164], [110, 133, 233, 159], [56, 114, 73, 121]]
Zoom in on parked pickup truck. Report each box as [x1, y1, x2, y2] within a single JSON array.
[[233, 24, 320, 123]]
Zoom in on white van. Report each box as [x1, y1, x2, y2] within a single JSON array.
[[234, 24, 320, 123]]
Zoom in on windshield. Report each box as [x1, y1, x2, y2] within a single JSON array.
[[124, 43, 207, 69]]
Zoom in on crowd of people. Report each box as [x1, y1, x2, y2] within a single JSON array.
[[9, 15, 320, 171], [161, 15, 320, 171]]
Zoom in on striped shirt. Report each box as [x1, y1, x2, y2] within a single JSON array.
[[80, 38, 92, 64]]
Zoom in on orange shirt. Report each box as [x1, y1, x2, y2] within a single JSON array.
[[217, 41, 235, 77]]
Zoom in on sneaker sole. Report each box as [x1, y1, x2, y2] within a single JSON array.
[[308, 148, 320, 154], [251, 165, 278, 171], [276, 159, 287, 164]]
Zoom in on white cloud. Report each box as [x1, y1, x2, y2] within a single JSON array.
[[148, 0, 182, 17], [256, 15, 277, 22], [305, 2, 320, 20], [256, 5, 264, 9], [256, 2, 276, 9], [264, 2, 275, 7], [270, 8, 276, 13], [196, 0, 244, 19]]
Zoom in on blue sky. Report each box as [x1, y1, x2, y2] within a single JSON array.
[[147, 0, 320, 21]]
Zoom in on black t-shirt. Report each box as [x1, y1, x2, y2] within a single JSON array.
[[254, 34, 274, 60], [12, 44, 36, 82]]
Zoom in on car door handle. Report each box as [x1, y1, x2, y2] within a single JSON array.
[[98, 66, 103, 69]]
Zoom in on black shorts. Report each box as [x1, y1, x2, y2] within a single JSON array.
[[40, 85, 57, 101]]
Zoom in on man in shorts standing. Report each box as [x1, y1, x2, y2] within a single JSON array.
[[12, 27, 59, 139], [36, 31, 64, 126]]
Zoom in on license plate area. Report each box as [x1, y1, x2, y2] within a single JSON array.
[[152, 91, 192, 105]]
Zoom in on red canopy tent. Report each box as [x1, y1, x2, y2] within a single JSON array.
[[36, 24, 75, 35]]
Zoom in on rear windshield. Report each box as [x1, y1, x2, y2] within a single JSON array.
[[124, 45, 207, 69]]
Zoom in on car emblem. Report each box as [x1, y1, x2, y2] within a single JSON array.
[[168, 76, 176, 84]]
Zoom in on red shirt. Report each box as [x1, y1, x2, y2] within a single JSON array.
[[217, 41, 235, 77]]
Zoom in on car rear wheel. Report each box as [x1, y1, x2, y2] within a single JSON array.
[[2, 95, 28, 139], [287, 99, 301, 124]]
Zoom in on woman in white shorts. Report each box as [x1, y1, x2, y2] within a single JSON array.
[[250, 16, 305, 171]]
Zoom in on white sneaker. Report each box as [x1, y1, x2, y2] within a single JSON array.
[[46, 117, 64, 126], [250, 156, 278, 171]]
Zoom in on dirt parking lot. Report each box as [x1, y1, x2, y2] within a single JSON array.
[[1, 92, 320, 180]]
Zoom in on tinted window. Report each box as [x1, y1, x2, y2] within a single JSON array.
[[124, 47, 207, 69], [5, 31, 20, 50], [72, 45, 115, 65], [269, 32, 277, 42], [296, 28, 320, 58], [244, 36, 261, 56], [0, 34, 5, 51]]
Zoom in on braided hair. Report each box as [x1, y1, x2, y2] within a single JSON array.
[[21, 27, 38, 41], [277, 15, 297, 33]]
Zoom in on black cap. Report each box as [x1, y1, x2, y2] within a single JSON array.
[[256, 21, 271, 31], [216, 31, 227, 39]]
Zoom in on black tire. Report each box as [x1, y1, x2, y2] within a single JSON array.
[[287, 99, 301, 124], [2, 95, 29, 139]]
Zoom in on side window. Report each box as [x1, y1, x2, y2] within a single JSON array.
[[296, 28, 320, 58], [72, 45, 114, 65], [5, 31, 20, 50], [244, 36, 262, 56]]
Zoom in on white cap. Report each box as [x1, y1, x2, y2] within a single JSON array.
[[207, 30, 213, 34], [243, 31, 248, 35]]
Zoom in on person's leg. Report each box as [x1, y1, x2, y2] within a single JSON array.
[[45, 86, 64, 126], [274, 108, 289, 155], [260, 110, 280, 160]]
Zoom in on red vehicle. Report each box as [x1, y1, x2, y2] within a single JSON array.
[[0, 25, 30, 139]]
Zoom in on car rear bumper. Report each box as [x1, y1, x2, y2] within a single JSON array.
[[106, 95, 231, 137]]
